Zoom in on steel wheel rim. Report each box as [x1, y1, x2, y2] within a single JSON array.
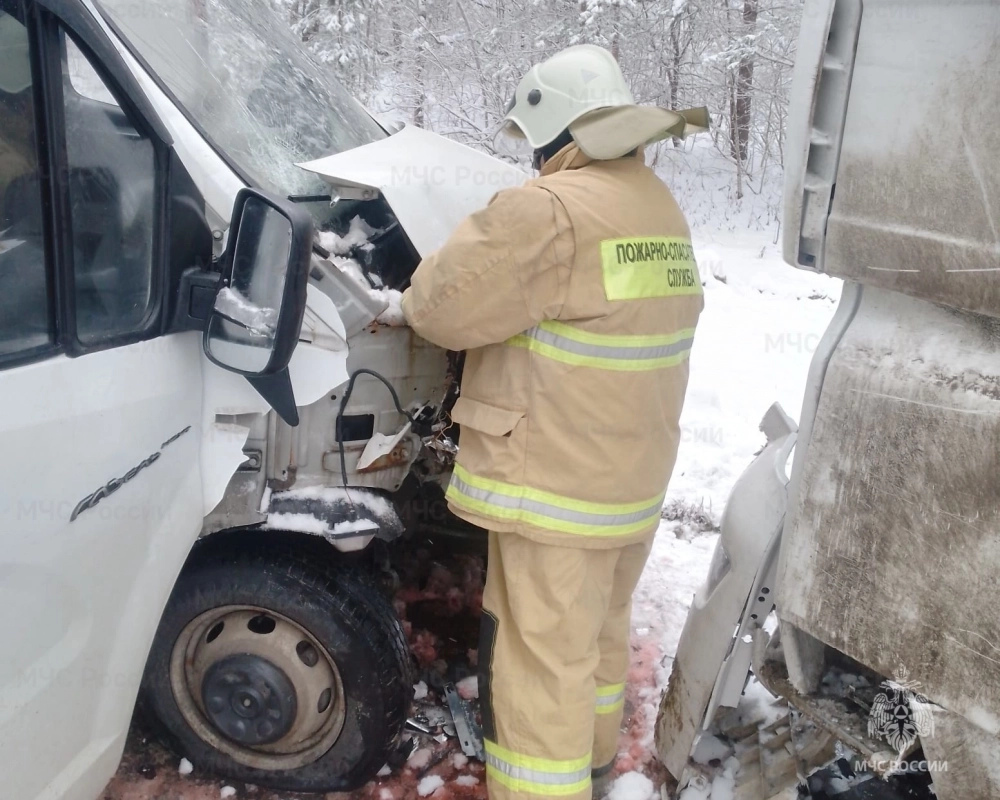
[[170, 605, 346, 770]]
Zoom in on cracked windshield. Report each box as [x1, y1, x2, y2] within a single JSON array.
[[95, 0, 385, 198]]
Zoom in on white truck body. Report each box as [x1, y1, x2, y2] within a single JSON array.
[[656, 1, 1000, 798]]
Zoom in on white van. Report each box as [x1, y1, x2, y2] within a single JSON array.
[[0, 0, 519, 796]]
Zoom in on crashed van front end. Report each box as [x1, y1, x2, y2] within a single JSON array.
[[204, 126, 527, 552]]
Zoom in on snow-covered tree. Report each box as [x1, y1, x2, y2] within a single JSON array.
[[270, 0, 804, 221]]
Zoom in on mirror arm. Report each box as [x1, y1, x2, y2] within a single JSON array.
[[169, 267, 222, 333], [246, 369, 299, 426]]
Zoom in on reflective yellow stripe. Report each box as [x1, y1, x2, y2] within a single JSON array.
[[446, 464, 664, 537], [600, 236, 702, 301], [508, 321, 695, 372], [540, 320, 694, 349], [485, 740, 591, 796], [596, 683, 626, 715]]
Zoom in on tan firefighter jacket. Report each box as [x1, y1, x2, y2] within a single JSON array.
[[401, 144, 703, 548]]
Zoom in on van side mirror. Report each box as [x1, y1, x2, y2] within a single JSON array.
[[204, 189, 313, 425]]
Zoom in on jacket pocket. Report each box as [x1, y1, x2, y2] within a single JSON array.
[[451, 396, 525, 437]]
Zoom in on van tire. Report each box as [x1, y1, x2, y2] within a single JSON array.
[[138, 542, 412, 792]]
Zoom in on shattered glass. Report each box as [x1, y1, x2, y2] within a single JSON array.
[[95, 0, 385, 198]]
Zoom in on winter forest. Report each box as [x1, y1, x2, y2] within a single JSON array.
[[271, 0, 804, 233]]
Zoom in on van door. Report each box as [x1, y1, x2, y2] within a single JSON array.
[[0, 4, 207, 797]]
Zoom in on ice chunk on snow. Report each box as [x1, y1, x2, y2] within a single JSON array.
[[455, 775, 479, 786], [220, 787, 237, 799], [692, 733, 732, 765], [607, 772, 656, 800], [451, 752, 468, 769], [417, 775, 445, 796], [678, 775, 712, 800], [710, 759, 738, 800], [377, 763, 392, 777], [178, 758, 193, 776], [408, 747, 433, 769], [413, 680, 429, 700], [677, 758, 739, 800], [213, 287, 277, 336], [380, 788, 395, 800], [456, 675, 479, 700]]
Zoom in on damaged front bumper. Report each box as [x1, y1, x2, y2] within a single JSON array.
[[655, 403, 797, 783]]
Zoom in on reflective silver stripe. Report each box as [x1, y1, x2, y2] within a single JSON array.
[[485, 752, 592, 787], [596, 689, 625, 708], [449, 474, 662, 528], [525, 325, 694, 363]]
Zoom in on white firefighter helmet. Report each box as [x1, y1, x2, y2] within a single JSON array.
[[503, 45, 710, 161], [502, 45, 634, 151], [0, 11, 31, 95]]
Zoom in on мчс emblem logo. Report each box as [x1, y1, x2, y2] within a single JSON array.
[[867, 663, 936, 752]]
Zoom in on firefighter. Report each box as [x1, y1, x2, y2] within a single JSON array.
[[401, 44, 707, 800]]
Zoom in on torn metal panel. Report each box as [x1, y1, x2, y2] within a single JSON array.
[[309, 256, 386, 338], [444, 682, 484, 761], [778, 286, 1000, 739], [357, 422, 414, 472], [300, 281, 349, 352], [299, 126, 528, 258]]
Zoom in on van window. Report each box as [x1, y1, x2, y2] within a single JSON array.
[[0, 5, 53, 359], [61, 33, 155, 344]]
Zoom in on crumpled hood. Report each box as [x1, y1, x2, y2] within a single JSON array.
[[298, 125, 528, 257]]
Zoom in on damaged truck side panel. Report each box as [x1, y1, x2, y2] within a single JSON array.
[[658, 0, 1000, 796], [778, 289, 1000, 744], [777, 0, 1000, 754]]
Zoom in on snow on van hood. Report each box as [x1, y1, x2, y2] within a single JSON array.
[[298, 125, 528, 257]]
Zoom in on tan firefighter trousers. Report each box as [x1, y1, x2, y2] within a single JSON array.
[[478, 531, 654, 800]]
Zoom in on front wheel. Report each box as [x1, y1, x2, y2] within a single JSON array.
[[139, 542, 412, 792]]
